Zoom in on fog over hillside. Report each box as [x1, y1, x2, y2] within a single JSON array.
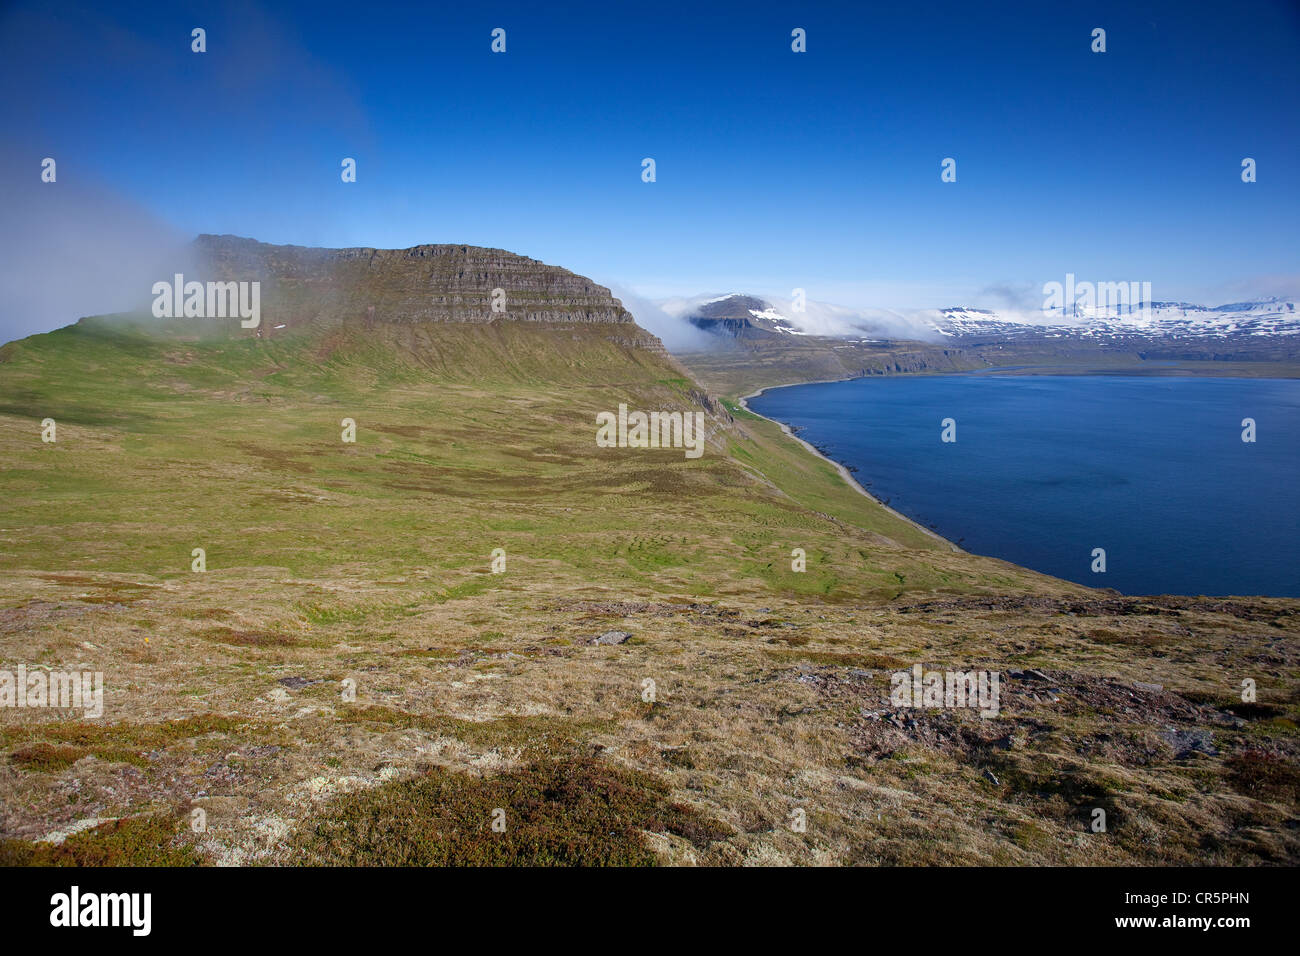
[[0, 150, 194, 342]]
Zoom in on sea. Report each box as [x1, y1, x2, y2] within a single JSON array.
[[748, 374, 1300, 597]]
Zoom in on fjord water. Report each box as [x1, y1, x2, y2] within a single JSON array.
[[750, 375, 1300, 597]]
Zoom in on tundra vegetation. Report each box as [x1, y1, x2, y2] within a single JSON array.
[[0, 259, 1295, 866]]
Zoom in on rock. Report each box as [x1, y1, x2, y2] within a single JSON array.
[[37, 817, 117, 845], [194, 235, 660, 348], [1160, 728, 1218, 758], [594, 630, 633, 645], [1023, 669, 1051, 682], [277, 676, 318, 689], [1133, 681, 1164, 693], [983, 770, 1000, 785]]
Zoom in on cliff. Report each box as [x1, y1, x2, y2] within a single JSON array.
[[192, 234, 663, 351]]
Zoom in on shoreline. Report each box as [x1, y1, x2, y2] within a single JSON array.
[[738, 378, 963, 553], [738, 374, 1300, 597]]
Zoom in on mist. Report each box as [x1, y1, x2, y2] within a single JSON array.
[[0, 150, 192, 345], [608, 285, 716, 352], [654, 291, 946, 344]]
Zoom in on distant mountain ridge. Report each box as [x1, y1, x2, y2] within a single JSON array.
[[670, 292, 1300, 347], [937, 297, 1299, 342], [671, 292, 1300, 397]]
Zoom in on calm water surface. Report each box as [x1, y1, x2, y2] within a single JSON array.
[[749, 375, 1299, 596]]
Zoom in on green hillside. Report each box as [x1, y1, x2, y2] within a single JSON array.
[[0, 311, 1023, 592], [1, 268, 1295, 867]]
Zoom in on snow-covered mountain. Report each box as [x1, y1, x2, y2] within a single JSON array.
[[665, 293, 1300, 346], [661, 293, 938, 341], [668, 294, 812, 337], [936, 298, 1300, 341]]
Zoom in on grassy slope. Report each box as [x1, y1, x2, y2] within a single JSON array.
[[0, 314, 1295, 866], [0, 314, 1032, 594]]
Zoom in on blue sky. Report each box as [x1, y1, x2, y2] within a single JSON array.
[[2, 0, 1298, 339]]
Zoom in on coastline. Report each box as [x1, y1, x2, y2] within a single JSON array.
[[738, 378, 963, 553]]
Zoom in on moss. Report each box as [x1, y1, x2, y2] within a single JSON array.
[[10, 743, 91, 772], [1226, 749, 1300, 801], [768, 634, 812, 647], [0, 813, 204, 866], [2, 713, 246, 749], [1009, 819, 1055, 852], [290, 757, 732, 866], [986, 752, 1125, 828], [334, 704, 605, 758], [2, 714, 254, 772]]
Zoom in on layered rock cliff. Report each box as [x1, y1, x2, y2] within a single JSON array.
[[192, 234, 662, 350]]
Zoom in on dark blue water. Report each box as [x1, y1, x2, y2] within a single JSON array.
[[750, 375, 1300, 597]]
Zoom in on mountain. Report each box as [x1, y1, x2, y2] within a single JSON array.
[[0, 240, 1295, 868], [672, 293, 1300, 396], [193, 234, 664, 350], [678, 294, 810, 339], [666, 292, 914, 341], [670, 293, 998, 395], [675, 291, 1300, 345], [929, 298, 1300, 367], [936, 298, 1300, 342]]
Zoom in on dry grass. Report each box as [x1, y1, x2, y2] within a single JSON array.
[[0, 314, 1294, 866], [0, 577, 1295, 865]]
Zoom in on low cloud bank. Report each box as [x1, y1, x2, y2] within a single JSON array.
[[609, 285, 716, 351], [656, 291, 946, 343], [0, 150, 191, 344]]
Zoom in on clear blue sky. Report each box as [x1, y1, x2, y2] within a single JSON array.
[[2, 0, 1297, 336]]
